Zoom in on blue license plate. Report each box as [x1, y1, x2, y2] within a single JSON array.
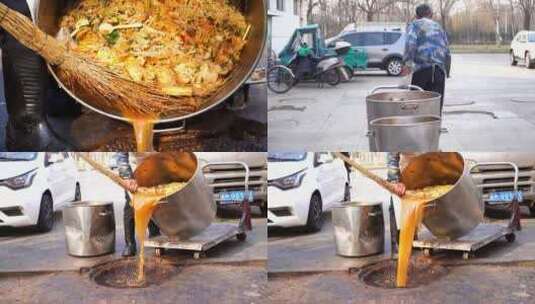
[[219, 190, 253, 204], [488, 191, 523, 204]]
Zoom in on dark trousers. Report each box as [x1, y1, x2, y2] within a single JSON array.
[[123, 190, 160, 245], [411, 66, 446, 111]]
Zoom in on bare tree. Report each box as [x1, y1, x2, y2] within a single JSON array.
[[515, 0, 535, 29], [357, 0, 397, 21], [436, 0, 460, 31]]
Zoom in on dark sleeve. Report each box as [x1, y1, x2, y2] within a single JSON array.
[[116, 152, 134, 179]]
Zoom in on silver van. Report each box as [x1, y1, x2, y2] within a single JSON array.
[[327, 30, 406, 76]]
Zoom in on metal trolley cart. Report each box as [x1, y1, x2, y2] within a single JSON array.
[[413, 162, 522, 260], [145, 161, 253, 259]]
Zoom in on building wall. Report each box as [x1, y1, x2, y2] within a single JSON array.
[[268, 0, 301, 54]]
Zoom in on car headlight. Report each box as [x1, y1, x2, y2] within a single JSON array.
[[3, 169, 37, 190], [270, 170, 306, 190]]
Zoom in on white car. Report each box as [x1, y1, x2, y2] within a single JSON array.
[[510, 31, 535, 69], [267, 152, 349, 231], [0, 152, 81, 232]]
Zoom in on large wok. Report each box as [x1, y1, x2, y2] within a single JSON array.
[[36, 0, 267, 126]]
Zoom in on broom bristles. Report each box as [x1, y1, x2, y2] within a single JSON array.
[[0, 3, 201, 118]]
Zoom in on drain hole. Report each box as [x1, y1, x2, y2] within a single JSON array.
[[358, 259, 448, 289], [90, 258, 180, 289]]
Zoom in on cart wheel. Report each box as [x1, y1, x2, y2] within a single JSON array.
[[267, 66, 294, 94], [462, 252, 473, 260], [193, 252, 206, 260], [237, 233, 247, 241], [155, 248, 164, 257], [423, 249, 432, 257], [506, 233, 516, 243]]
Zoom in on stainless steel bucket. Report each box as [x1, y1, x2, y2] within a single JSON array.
[[63, 201, 115, 257], [369, 115, 441, 152], [332, 202, 385, 257], [366, 85, 441, 149], [400, 152, 484, 240], [36, 0, 267, 125], [135, 153, 216, 240]]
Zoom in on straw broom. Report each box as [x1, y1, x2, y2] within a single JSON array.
[[0, 3, 199, 117]]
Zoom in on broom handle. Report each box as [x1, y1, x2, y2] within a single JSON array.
[[333, 152, 401, 196], [76, 153, 136, 193], [0, 2, 66, 65]]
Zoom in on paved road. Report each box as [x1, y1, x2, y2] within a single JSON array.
[[268, 263, 535, 304], [268, 53, 535, 151]]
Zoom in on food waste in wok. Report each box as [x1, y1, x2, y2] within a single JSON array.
[[58, 0, 249, 100]]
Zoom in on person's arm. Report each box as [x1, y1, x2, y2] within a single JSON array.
[[402, 22, 418, 74], [116, 153, 138, 192]]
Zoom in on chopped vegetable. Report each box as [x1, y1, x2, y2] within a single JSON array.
[[59, 0, 249, 97]]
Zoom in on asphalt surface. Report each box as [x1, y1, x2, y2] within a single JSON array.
[[268, 263, 535, 304], [0, 262, 267, 304], [268, 53, 535, 151]]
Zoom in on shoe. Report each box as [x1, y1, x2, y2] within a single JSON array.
[[121, 243, 137, 257]]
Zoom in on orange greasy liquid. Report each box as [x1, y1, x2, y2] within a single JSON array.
[[132, 120, 155, 152], [396, 185, 454, 288], [131, 182, 186, 282]]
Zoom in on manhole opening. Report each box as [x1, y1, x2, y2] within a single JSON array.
[[90, 258, 180, 289], [358, 259, 448, 289]]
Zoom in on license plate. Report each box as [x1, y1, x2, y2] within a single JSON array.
[[488, 191, 523, 204], [219, 190, 253, 204]]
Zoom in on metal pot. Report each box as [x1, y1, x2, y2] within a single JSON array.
[[366, 85, 441, 149], [332, 202, 385, 257], [400, 152, 484, 240], [369, 115, 441, 152], [36, 0, 267, 128], [136, 153, 217, 239], [63, 201, 115, 257]]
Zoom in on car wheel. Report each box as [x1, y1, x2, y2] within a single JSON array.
[[74, 183, 81, 201], [344, 183, 351, 202], [526, 52, 534, 69], [386, 58, 403, 76], [36, 193, 54, 232], [510, 51, 518, 66], [305, 193, 323, 232]]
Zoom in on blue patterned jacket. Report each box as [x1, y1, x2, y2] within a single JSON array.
[[403, 18, 450, 73]]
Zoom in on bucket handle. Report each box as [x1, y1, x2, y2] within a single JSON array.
[[400, 103, 419, 110], [370, 84, 424, 95]]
